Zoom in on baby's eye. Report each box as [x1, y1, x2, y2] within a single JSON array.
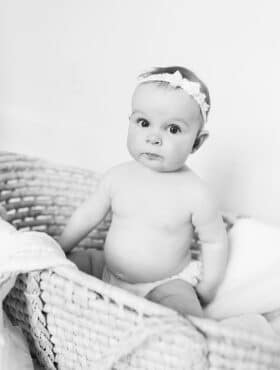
[[136, 118, 150, 128], [168, 124, 181, 134]]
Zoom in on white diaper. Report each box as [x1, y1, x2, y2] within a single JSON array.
[[102, 259, 202, 297]]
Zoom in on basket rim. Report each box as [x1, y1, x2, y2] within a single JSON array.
[[49, 265, 174, 317]]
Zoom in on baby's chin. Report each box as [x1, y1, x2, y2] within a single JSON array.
[[136, 156, 185, 173]]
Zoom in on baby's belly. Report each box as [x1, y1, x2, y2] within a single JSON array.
[[104, 219, 193, 283]]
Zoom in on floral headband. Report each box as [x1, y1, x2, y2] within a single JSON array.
[[138, 70, 210, 124]]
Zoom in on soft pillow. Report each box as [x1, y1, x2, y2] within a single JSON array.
[[205, 218, 280, 319]]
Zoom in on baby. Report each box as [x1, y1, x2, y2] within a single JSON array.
[[59, 66, 228, 317]]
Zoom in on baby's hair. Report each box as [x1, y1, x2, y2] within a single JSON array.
[[139, 66, 211, 119]]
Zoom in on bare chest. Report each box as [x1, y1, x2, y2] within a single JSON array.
[[111, 179, 192, 225]]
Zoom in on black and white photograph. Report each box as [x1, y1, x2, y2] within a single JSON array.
[[1, 1, 280, 369]]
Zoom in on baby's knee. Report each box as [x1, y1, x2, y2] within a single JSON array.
[[146, 279, 203, 317]]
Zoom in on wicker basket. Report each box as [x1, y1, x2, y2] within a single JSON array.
[[1, 151, 280, 370]]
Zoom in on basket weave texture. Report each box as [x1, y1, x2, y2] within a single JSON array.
[[1, 151, 280, 370]]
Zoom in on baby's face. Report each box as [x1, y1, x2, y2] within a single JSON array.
[[127, 83, 202, 172]]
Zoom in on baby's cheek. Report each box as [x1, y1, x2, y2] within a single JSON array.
[[167, 141, 190, 160], [128, 131, 142, 148]]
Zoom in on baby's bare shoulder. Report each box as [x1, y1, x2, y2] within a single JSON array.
[[181, 168, 207, 190], [103, 161, 135, 179], [99, 161, 135, 187], [182, 169, 217, 208]]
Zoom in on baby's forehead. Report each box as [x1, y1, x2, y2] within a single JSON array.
[[133, 81, 174, 97], [132, 82, 202, 122], [133, 82, 197, 105]]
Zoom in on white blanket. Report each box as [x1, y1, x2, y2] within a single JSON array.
[[205, 218, 280, 319], [0, 218, 76, 370]]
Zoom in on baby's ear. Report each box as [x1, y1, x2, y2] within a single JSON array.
[[191, 130, 209, 153]]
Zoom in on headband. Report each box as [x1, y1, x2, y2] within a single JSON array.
[[138, 70, 210, 124]]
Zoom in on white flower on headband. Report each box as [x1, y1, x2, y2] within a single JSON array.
[[138, 70, 210, 123]]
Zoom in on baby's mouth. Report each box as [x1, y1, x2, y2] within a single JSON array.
[[141, 152, 163, 160]]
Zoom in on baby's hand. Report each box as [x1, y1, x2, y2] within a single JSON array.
[[0, 205, 8, 221]]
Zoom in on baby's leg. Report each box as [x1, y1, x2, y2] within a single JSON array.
[[145, 279, 203, 317], [68, 249, 105, 279]]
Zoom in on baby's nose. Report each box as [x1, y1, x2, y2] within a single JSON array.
[[146, 134, 162, 145]]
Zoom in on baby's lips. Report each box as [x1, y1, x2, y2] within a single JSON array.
[[142, 152, 163, 160]]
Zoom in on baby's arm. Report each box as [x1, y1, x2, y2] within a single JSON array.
[[191, 188, 228, 306], [59, 173, 112, 254]]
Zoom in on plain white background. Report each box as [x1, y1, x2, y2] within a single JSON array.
[[1, 0, 280, 226]]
